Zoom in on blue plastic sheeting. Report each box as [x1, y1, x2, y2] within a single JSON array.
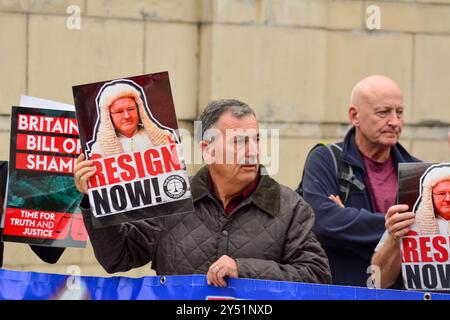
[[0, 268, 449, 300]]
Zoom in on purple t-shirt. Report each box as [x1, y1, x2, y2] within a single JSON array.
[[362, 154, 397, 214]]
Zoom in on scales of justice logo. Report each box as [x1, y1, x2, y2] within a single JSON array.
[[163, 175, 187, 199]]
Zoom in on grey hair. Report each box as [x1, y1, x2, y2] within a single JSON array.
[[197, 99, 256, 141]]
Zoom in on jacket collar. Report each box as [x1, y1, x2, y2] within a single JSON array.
[[341, 126, 419, 170], [190, 165, 211, 202], [190, 165, 279, 217]]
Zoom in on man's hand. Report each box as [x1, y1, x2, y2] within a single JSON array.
[[329, 194, 344, 208], [385, 204, 415, 242], [207, 255, 238, 287], [73, 153, 96, 194]]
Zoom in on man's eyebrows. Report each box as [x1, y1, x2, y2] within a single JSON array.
[[231, 134, 259, 143], [374, 105, 403, 110], [111, 105, 136, 110], [233, 132, 259, 137]]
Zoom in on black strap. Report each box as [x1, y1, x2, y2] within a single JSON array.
[[297, 143, 365, 206], [327, 143, 365, 204]]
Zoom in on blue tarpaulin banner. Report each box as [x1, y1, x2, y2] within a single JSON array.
[[0, 268, 449, 300]]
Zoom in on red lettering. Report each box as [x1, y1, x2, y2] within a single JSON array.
[[144, 149, 164, 175], [118, 154, 136, 181], [89, 161, 106, 188], [104, 158, 120, 184], [402, 237, 419, 263], [88, 144, 183, 188], [432, 236, 449, 263], [162, 144, 181, 172], [133, 152, 146, 178], [419, 236, 433, 262]]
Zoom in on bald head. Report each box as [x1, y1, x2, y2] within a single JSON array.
[[350, 75, 403, 108], [348, 75, 405, 160]]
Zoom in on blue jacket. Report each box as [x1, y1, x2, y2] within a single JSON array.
[[301, 127, 419, 287]]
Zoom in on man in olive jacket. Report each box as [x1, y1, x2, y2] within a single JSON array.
[[74, 99, 331, 287]]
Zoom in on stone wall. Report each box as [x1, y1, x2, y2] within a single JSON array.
[[0, 0, 449, 278]]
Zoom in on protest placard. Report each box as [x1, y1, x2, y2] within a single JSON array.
[[2, 97, 86, 248], [72, 72, 193, 228], [399, 162, 450, 290]]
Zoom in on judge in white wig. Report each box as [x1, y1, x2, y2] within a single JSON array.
[[414, 164, 450, 235], [89, 81, 175, 157]]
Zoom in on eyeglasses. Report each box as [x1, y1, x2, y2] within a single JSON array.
[[110, 107, 138, 118], [432, 191, 450, 200]]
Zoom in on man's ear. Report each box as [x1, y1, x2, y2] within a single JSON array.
[[349, 105, 360, 127]]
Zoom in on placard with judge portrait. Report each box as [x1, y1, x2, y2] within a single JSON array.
[[398, 162, 450, 291], [72, 72, 193, 228]]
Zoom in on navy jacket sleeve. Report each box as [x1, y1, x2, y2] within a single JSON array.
[[79, 196, 161, 273], [302, 146, 385, 248]]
